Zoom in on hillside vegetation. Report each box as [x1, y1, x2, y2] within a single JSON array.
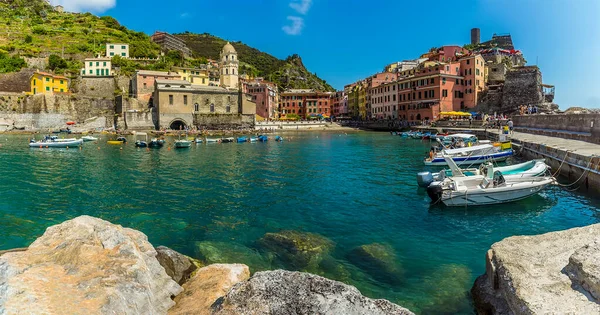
[[177, 33, 335, 92]]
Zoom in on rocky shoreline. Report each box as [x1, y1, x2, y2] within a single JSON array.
[[0, 216, 413, 315]]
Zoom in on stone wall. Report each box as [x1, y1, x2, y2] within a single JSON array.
[[0, 69, 35, 93], [194, 114, 254, 130], [124, 111, 155, 130], [513, 114, 600, 144], [501, 66, 543, 111], [23, 57, 48, 70], [71, 77, 115, 99]]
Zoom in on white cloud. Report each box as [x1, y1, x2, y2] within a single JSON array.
[[282, 16, 304, 36], [180, 12, 190, 18], [289, 0, 312, 15], [49, 0, 116, 13]]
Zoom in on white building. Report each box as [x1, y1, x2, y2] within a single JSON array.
[[106, 43, 129, 58], [81, 58, 112, 77]]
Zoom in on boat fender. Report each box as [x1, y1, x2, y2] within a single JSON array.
[[429, 151, 434, 159]]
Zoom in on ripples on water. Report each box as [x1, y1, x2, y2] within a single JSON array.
[[1, 133, 599, 314]]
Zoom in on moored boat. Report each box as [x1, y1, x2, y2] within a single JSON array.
[[221, 137, 235, 143], [195, 138, 203, 143], [237, 136, 248, 143], [134, 132, 148, 148], [82, 136, 98, 142], [107, 136, 127, 145], [424, 142, 513, 166], [258, 135, 268, 142], [206, 138, 221, 143], [29, 136, 83, 148], [148, 138, 165, 148], [174, 140, 192, 148], [249, 137, 258, 143], [275, 136, 284, 142]]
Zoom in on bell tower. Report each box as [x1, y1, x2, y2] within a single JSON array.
[[220, 42, 239, 89]]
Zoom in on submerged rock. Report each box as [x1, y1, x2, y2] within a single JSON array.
[[420, 264, 472, 314], [258, 230, 334, 270], [212, 270, 414, 315], [196, 241, 271, 272], [169, 264, 250, 315], [156, 245, 202, 285], [471, 224, 600, 314], [348, 243, 403, 284], [0, 215, 182, 314]]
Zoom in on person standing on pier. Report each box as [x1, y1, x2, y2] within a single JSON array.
[[508, 119, 514, 135]]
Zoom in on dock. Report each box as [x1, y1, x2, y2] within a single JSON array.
[[418, 126, 600, 194]]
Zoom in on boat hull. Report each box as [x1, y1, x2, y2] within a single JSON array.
[[29, 139, 83, 148], [175, 141, 192, 148], [441, 178, 554, 207], [424, 150, 513, 166]]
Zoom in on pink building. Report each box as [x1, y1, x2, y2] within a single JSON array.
[[332, 91, 347, 117], [366, 72, 398, 119], [370, 81, 398, 120], [132, 70, 180, 103], [241, 78, 279, 119], [421, 45, 469, 63]]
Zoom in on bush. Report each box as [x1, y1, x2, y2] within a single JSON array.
[[24, 35, 33, 43], [32, 27, 47, 35], [48, 54, 68, 70], [0, 54, 27, 73]]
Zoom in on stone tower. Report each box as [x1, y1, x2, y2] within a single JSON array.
[[220, 42, 239, 89]]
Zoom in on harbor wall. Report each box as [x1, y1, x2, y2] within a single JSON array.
[[194, 114, 254, 130], [513, 114, 600, 144], [124, 111, 155, 130], [256, 121, 333, 130]]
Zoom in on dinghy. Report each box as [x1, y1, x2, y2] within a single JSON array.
[[29, 136, 83, 148]]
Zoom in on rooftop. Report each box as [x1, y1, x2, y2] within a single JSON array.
[[137, 70, 180, 77]]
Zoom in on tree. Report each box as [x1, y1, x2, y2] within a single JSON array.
[[0, 54, 26, 73], [48, 54, 67, 70], [24, 35, 32, 43]]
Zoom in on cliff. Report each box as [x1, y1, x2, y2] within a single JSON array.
[[0, 216, 412, 314], [472, 224, 600, 314]]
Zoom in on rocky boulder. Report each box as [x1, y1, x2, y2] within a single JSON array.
[[196, 241, 271, 272], [472, 224, 600, 314], [348, 243, 403, 284], [212, 270, 413, 315], [0, 215, 182, 314], [169, 264, 250, 315], [258, 230, 334, 270], [156, 245, 201, 285]]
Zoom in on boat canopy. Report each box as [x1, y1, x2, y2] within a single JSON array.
[[444, 144, 493, 155], [446, 133, 477, 140]]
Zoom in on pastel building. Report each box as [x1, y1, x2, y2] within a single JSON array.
[[370, 81, 398, 120], [173, 66, 210, 86], [106, 43, 129, 58], [81, 57, 112, 77], [366, 72, 397, 119], [241, 78, 279, 119], [279, 89, 332, 119], [29, 71, 68, 95], [131, 70, 181, 103], [220, 42, 239, 89], [421, 45, 469, 63], [331, 91, 347, 118]]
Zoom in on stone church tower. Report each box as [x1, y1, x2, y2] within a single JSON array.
[[220, 42, 239, 89]]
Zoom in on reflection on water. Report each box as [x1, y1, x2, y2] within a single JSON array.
[[1, 132, 599, 314]]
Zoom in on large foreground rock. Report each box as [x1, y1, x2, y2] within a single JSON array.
[[472, 224, 600, 314], [0, 215, 182, 314], [212, 270, 414, 315], [169, 264, 250, 315]]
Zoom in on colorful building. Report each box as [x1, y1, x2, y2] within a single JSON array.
[[241, 78, 279, 119], [421, 45, 469, 63], [331, 91, 347, 118], [131, 70, 181, 103], [106, 43, 129, 58], [365, 73, 397, 119], [81, 58, 112, 77], [29, 71, 68, 95], [279, 89, 332, 119], [370, 81, 398, 120], [173, 66, 210, 86]]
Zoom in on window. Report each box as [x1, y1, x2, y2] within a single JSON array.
[[96, 62, 99, 66], [418, 92, 421, 99], [430, 78, 434, 84], [122, 53, 126, 57], [103, 62, 106, 66], [33, 79, 36, 85], [442, 89, 448, 97], [210, 103, 215, 112], [226, 105, 231, 113], [46, 77, 50, 82], [446, 66, 449, 71], [226, 69, 228, 75], [121, 45, 126, 49], [60, 89, 64, 92], [110, 52, 114, 56], [89, 70, 92, 74], [96, 69, 99, 76], [456, 67, 459, 73], [143, 83, 147, 88], [89, 62, 93, 66], [183, 95, 188, 105], [467, 60, 470, 65], [442, 78, 446, 84], [46, 86, 49, 91], [169, 95, 174, 105], [476, 69, 480, 76], [110, 45, 114, 49]]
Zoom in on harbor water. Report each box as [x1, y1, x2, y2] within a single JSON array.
[[1, 132, 599, 314]]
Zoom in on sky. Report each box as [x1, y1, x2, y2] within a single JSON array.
[[50, 0, 600, 109]]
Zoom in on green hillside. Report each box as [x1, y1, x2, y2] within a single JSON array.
[[176, 33, 335, 92]]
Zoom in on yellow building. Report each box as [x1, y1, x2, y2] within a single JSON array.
[[29, 71, 69, 95], [358, 84, 367, 120], [173, 66, 209, 86]]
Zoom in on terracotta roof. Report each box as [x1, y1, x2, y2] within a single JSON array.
[[33, 71, 68, 80], [137, 70, 180, 77]]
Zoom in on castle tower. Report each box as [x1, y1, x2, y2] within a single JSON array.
[[220, 42, 239, 89], [471, 28, 481, 45]]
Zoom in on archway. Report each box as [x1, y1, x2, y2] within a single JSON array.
[[416, 113, 422, 121], [169, 119, 187, 130]]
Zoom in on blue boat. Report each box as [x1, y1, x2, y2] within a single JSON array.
[[237, 136, 248, 143], [275, 136, 283, 142], [424, 149, 514, 166], [148, 138, 165, 148], [258, 135, 268, 142]]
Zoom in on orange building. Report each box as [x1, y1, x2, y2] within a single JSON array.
[[279, 89, 332, 119]]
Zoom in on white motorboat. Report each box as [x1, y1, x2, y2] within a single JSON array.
[[29, 137, 83, 148], [81, 136, 98, 142], [427, 157, 555, 206], [206, 138, 221, 143], [195, 138, 203, 143], [417, 159, 549, 187]]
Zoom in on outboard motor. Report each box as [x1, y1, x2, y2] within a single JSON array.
[[427, 181, 444, 202], [417, 171, 434, 188]]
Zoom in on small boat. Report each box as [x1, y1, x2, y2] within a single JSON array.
[[237, 136, 248, 143], [258, 135, 268, 142], [275, 136, 284, 142], [249, 137, 258, 143], [195, 138, 203, 144], [29, 136, 83, 148], [107, 136, 127, 145], [417, 159, 550, 188], [82, 136, 98, 142], [135, 132, 148, 148], [206, 138, 221, 143], [390, 131, 398, 136], [424, 143, 513, 166], [221, 137, 235, 143], [174, 133, 192, 148], [148, 138, 165, 148], [427, 157, 555, 206]]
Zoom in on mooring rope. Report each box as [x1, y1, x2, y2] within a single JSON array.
[[555, 156, 596, 189]]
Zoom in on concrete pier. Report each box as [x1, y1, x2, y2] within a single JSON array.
[[418, 126, 600, 194]]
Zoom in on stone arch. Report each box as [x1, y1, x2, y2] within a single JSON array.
[[169, 119, 188, 130], [416, 113, 422, 120]]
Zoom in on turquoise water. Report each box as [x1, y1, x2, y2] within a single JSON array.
[[1, 132, 599, 314]]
